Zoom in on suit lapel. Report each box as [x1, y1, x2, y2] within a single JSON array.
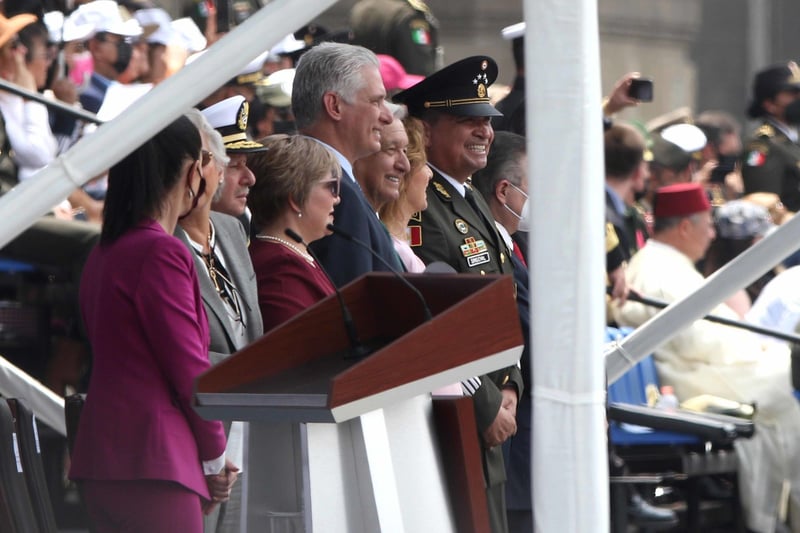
[[175, 227, 239, 351]]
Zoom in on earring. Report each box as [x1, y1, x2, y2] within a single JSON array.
[[297, 211, 302, 218], [188, 188, 194, 199]]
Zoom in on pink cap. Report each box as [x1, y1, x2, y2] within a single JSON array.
[[378, 54, 424, 93]]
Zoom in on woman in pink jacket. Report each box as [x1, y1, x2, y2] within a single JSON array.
[[70, 115, 231, 532]]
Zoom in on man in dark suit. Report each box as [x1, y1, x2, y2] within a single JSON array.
[[604, 122, 649, 260], [470, 131, 531, 533], [293, 42, 403, 287], [395, 56, 524, 533]]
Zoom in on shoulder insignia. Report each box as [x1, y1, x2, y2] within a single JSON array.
[[753, 123, 775, 139], [408, 225, 422, 247], [409, 20, 431, 45], [432, 181, 452, 200], [746, 143, 768, 167], [410, 211, 422, 223], [407, 0, 430, 14]]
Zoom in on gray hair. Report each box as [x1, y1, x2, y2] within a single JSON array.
[[292, 42, 380, 130], [185, 108, 230, 202], [386, 101, 407, 121]]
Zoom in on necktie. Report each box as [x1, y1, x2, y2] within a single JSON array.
[[513, 242, 527, 268]]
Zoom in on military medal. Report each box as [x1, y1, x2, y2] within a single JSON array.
[[454, 218, 469, 234], [461, 237, 490, 267]]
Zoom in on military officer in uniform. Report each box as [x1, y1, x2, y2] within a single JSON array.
[[350, 0, 441, 76], [394, 56, 523, 533], [742, 61, 800, 213]]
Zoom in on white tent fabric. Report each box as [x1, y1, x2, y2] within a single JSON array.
[[527, 1, 610, 531], [0, 356, 65, 434]]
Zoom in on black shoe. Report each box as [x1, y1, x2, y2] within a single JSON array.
[[628, 492, 679, 530]]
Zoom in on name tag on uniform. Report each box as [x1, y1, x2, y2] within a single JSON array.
[[461, 237, 490, 267], [467, 252, 490, 267]]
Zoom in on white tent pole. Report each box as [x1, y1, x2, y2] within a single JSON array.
[[606, 212, 800, 383], [528, 1, 608, 531], [0, 0, 337, 249]]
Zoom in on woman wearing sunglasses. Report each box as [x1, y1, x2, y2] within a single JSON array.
[[247, 134, 342, 332]]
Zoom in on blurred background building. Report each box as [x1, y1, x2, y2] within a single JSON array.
[[253, 0, 800, 136]]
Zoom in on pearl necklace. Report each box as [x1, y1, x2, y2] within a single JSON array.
[[255, 234, 315, 265]]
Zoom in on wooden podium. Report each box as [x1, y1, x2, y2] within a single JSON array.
[[195, 273, 523, 533]]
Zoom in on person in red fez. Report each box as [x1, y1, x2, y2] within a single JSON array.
[[613, 180, 800, 533]]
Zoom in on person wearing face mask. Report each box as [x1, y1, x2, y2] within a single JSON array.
[[470, 131, 532, 533], [695, 111, 745, 204], [75, 0, 142, 114], [742, 61, 800, 213]]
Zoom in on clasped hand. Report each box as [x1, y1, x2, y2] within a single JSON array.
[[203, 459, 239, 515], [482, 388, 518, 448]]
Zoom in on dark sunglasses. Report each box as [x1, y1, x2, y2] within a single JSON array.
[[319, 178, 340, 198]]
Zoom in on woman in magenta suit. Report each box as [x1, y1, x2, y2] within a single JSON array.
[[247, 134, 341, 332], [70, 116, 232, 533]]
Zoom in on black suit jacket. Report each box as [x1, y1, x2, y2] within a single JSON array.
[[310, 173, 402, 287]]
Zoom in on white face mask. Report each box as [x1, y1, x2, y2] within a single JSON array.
[[503, 183, 531, 232]]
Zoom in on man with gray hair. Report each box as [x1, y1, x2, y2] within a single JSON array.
[[294, 42, 403, 286]]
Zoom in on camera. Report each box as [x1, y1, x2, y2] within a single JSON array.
[[628, 78, 653, 102]]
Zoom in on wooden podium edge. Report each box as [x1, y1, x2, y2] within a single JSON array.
[[432, 396, 492, 533]]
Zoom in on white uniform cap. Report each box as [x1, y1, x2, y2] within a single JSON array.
[[661, 123, 707, 153], [255, 68, 295, 108], [134, 8, 172, 45], [43, 11, 64, 43], [201, 95, 266, 153], [171, 17, 206, 53], [65, 0, 143, 41], [234, 50, 270, 85], [501, 22, 525, 40], [269, 33, 305, 56]]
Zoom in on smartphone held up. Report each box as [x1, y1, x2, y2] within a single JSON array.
[[628, 77, 654, 102]]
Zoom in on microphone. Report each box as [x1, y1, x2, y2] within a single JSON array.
[[285, 228, 370, 359], [326, 223, 433, 322]]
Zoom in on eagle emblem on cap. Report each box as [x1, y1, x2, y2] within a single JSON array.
[[473, 71, 489, 98], [237, 101, 249, 132]]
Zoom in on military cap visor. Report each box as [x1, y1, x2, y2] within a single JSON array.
[[394, 56, 503, 117]]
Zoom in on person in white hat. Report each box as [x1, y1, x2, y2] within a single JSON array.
[[201, 95, 266, 229], [72, 0, 142, 113]]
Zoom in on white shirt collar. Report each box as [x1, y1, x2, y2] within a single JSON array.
[[494, 221, 514, 251], [429, 163, 466, 197], [306, 136, 354, 181]]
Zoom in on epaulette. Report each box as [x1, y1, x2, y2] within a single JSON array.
[[753, 123, 775, 139], [432, 180, 452, 200], [407, 0, 430, 14]]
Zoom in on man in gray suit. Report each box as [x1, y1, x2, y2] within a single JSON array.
[[180, 104, 264, 533]]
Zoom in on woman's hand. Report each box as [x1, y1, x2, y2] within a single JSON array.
[[203, 459, 240, 515], [11, 46, 36, 91]]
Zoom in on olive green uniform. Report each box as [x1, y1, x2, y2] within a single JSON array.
[[742, 121, 800, 212], [410, 169, 523, 533], [350, 0, 440, 75]]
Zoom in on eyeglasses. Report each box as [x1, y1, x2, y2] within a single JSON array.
[[318, 178, 340, 198], [201, 150, 214, 167]]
